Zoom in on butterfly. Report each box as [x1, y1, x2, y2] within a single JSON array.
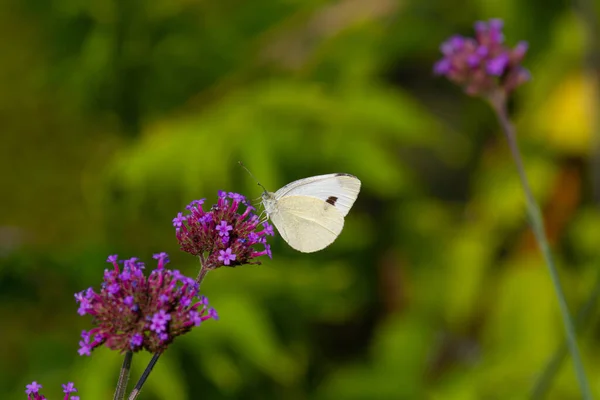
[[260, 173, 361, 253]]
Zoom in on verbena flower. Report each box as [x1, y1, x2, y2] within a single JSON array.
[[434, 18, 530, 96], [75, 253, 217, 355], [174, 191, 273, 269], [25, 381, 79, 400]]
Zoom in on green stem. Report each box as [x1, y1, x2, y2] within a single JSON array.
[[489, 94, 592, 400], [114, 351, 133, 400], [531, 270, 600, 399], [127, 352, 161, 400], [196, 254, 209, 283]]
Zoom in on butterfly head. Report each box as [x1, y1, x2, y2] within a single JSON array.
[[261, 191, 277, 214]]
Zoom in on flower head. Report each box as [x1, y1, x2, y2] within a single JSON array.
[[174, 192, 274, 269], [62, 382, 79, 400], [75, 254, 218, 355], [25, 382, 43, 398], [25, 381, 79, 400], [434, 18, 530, 96]]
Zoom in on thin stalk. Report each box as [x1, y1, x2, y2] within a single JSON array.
[[531, 270, 600, 399], [489, 94, 592, 400], [127, 352, 161, 400], [114, 351, 133, 400], [197, 254, 209, 283], [126, 256, 211, 400]]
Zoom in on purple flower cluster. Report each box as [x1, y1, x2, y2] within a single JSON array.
[[75, 253, 218, 355], [173, 191, 273, 269], [25, 381, 78, 400], [434, 19, 530, 96]]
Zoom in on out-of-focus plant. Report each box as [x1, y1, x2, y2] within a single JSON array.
[[435, 18, 592, 399]]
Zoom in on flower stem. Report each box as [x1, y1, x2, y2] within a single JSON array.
[[114, 351, 133, 400], [531, 270, 600, 399], [196, 255, 209, 283], [489, 94, 592, 400], [127, 257, 211, 400], [127, 352, 161, 400]]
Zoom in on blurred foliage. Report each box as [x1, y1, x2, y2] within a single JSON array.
[[2, 0, 600, 399]]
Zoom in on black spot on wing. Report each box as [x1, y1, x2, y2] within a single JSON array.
[[326, 196, 338, 206], [335, 173, 355, 178]]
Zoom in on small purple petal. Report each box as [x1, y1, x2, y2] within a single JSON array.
[[218, 248, 236, 265], [25, 381, 43, 394], [62, 382, 77, 395], [433, 58, 452, 75], [489, 18, 503, 31], [208, 308, 219, 320], [229, 192, 246, 203], [467, 54, 480, 67], [441, 35, 464, 55], [107, 283, 120, 295], [190, 310, 203, 326], [476, 45, 488, 57], [172, 212, 187, 228], [150, 310, 171, 333], [488, 19, 504, 44], [78, 341, 91, 356], [486, 53, 509, 75], [262, 222, 275, 236], [120, 269, 131, 280], [130, 333, 143, 348], [513, 41, 528, 59], [180, 296, 192, 307], [185, 199, 205, 211], [199, 214, 213, 224], [153, 252, 170, 263], [474, 20, 487, 34], [216, 221, 233, 237]]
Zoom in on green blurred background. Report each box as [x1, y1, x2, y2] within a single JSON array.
[[3, 0, 600, 398]]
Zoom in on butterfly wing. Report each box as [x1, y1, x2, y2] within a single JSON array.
[[273, 173, 361, 217], [269, 196, 345, 253]]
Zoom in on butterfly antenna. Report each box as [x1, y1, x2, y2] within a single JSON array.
[[238, 161, 268, 193]]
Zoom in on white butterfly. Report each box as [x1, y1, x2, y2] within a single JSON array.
[[260, 173, 361, 253]]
